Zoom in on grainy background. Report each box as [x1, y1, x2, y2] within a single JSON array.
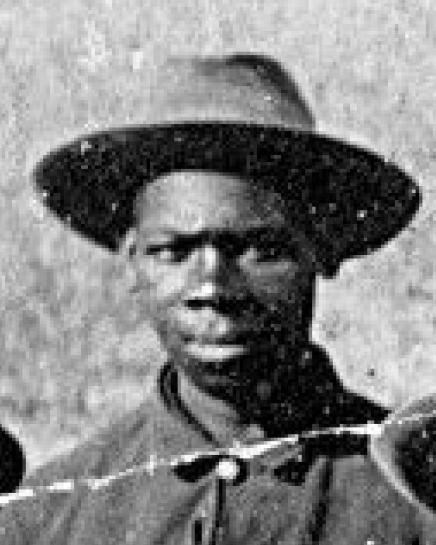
[[1, 0, 435, 471]]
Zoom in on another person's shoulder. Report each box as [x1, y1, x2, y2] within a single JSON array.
[[327, 452, 426, 542]]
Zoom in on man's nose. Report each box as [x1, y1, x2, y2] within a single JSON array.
[[186, 245, 228, 303], [198, 244, 227, 280], [196, 244, 245, 292]]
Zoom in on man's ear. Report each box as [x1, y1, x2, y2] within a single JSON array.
[[118, 229, 140, 294], [119, 228, 137, 259]]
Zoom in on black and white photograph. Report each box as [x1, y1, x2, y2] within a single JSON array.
[[0, 1, 435, 543]]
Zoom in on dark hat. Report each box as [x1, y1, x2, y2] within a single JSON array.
[[33, 53, 420, 267]]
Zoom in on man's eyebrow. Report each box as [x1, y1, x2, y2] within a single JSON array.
[[144, 226, 291, 238], [141, 227, 303, 253], [142, 229, 203, 241], [144, 230, 302, 254]]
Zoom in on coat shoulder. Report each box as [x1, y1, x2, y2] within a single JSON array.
[[24, 396, 159, 488], [0, 398, 161, 545]]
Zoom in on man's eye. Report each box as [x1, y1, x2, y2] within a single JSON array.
[[242, 242, 298, 262], [146, 245, 191, 262], [244, 245, 281, 261]]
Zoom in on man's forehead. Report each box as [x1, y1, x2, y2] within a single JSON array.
[[134, 170, 289, 233]]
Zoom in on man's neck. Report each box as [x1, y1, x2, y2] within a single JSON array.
[[169, 342, 319, 442], [177, 368, 266, 446]]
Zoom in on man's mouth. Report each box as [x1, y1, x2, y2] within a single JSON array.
[[183, 340, 249, 361], [178, 297, 258, 359], [183, 293, 253, 318], [181, 320, 252, 361]]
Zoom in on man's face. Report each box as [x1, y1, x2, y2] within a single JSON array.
[[125, 170, 317, 388]]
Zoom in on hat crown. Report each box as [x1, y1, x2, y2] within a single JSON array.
[[34, 52, 420, 258], [147, 53, 315, 128]]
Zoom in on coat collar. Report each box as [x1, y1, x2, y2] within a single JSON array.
[[159, 343, 388, 441], [158, 344, 389, 485]]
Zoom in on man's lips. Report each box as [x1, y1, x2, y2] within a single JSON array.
[[182, 331, 252, 361], [183, 342, 249, 361], [184, 296, 242, 315], [177, 303, 256, 342], [183, 331, 252, 344]]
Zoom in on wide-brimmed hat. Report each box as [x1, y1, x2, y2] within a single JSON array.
[[33, 53, 420, 268]]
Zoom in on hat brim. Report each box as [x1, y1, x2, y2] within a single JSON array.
[[33, 122, 420, 264]]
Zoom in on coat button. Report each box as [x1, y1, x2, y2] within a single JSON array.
[[215, 458, 240, 481], [215, 456, 248, 485]]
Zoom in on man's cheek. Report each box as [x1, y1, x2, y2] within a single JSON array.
[[136, 267, 186, 302], [254, 287, 308, 328], [139, 288, 180, 323], [248, 273, 298, 304], [145, 264, 194, 295], [141, 298, 182, 347]]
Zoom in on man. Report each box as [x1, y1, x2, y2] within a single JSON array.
[[0, 53, 430, 543]]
